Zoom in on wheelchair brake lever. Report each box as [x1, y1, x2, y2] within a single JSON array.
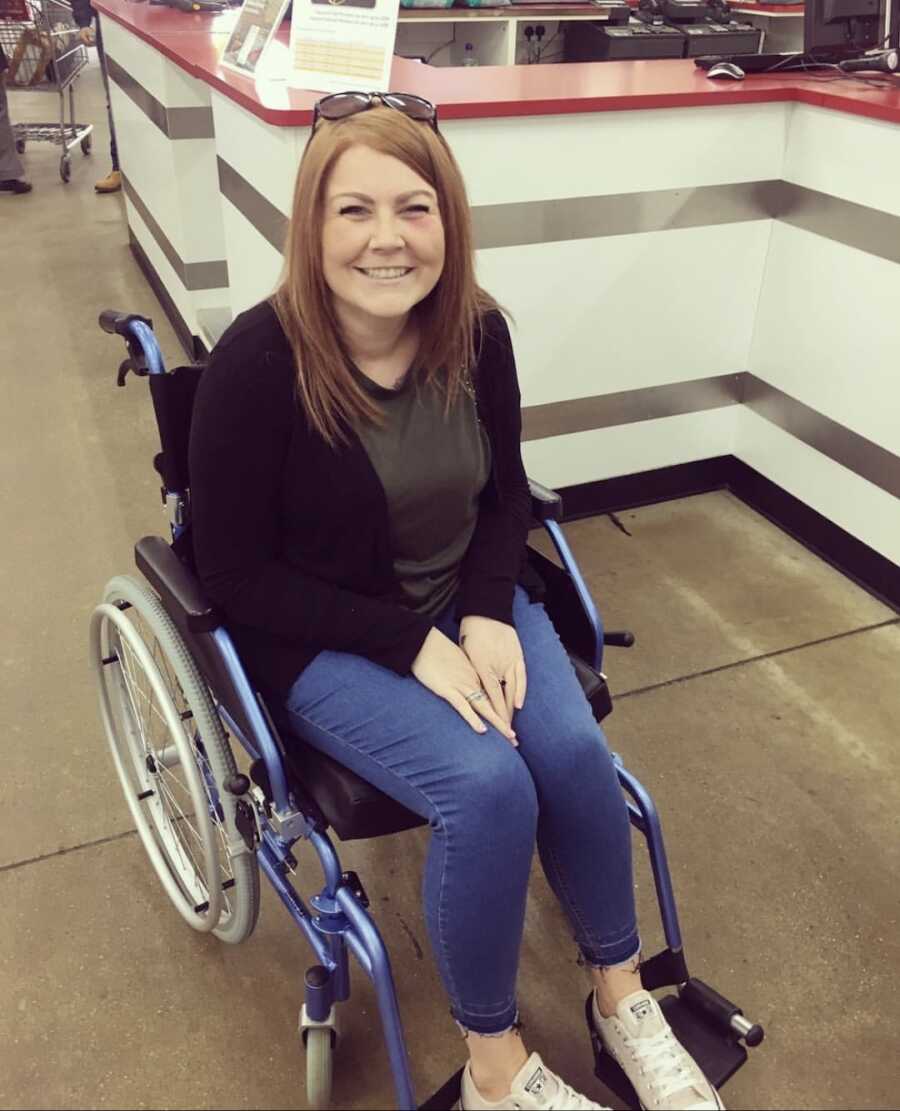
[[116, 348, 150, 387]]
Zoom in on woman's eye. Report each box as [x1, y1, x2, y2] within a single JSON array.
[[339, 205, 368, 216], [404, 204, 430, 215]]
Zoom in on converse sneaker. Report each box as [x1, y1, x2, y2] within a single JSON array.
[[591, 991, 724, 1110], [457, 1051, 612, 1111]]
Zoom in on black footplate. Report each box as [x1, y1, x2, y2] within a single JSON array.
[[419, 1067, 463, 1110], [586, 980, 758, 1109]]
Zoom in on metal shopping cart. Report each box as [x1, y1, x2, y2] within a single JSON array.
[[0, 0, 93, 181]]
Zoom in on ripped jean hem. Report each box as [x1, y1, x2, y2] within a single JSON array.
[[577, 935, 642, 970], [452, 1008, 522, 1038]]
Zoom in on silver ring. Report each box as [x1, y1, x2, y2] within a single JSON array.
[[465, 690, 486, 704]]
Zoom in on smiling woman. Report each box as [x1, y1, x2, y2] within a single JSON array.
[[188, 92, 726, 1111], [271, 101, 499, 445]]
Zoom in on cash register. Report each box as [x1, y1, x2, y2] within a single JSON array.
[[564, 0, 762, 61]]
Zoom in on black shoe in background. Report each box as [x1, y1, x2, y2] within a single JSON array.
[[0, 178, 33, 194]]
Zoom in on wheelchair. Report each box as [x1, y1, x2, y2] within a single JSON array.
[[89, 310, 763, 1110]]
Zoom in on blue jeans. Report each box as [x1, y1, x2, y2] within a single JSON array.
[[285, 586, 639, 1035]]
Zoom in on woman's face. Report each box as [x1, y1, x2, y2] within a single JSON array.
[[321, 144, 446, 332]]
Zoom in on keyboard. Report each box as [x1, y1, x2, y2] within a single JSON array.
[[695, 51, 834, 72]]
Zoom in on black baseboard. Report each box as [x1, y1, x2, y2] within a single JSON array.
[[558, 456, 899, 614], [127, 231, 204, 362]]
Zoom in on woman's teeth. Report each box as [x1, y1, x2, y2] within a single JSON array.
[[358, 267, 413, 279]]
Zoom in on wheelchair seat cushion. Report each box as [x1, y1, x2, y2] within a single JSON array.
[[266, 652, 612, 843]]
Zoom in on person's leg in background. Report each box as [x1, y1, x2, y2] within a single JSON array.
[[91, 18, 121, 193], [0, 70, 32, 194]]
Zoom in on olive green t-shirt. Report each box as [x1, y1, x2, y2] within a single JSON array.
[[352, 366, 491, 617]]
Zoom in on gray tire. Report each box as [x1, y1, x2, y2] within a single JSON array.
[[92, 573, 259, 944]]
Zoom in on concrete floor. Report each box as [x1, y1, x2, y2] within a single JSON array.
[[2, 61, 900, 1111]]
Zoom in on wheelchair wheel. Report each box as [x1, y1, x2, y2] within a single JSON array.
[[91, 574, 259, 944], [305, 1028, 334, 1109]]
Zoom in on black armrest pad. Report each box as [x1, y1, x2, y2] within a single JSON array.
[[134, 535, 220, 634], [528, 478, 563, 522]]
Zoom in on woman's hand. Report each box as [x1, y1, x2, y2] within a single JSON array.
[[78, 26, 95, 46], [411, 628, 518, 744], [458, 615, 527, 727]]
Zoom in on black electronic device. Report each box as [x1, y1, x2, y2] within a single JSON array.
[[803, 0, 887, 55], [681, 18, 763, 53], [635, 0, 763, 52], [564, 16, 685, 59]]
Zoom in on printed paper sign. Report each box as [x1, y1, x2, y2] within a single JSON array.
[[221, 0, 292, 78], [288, 0, 399, 93]]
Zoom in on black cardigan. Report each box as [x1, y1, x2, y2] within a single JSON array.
[[189, 301, 534, 698]]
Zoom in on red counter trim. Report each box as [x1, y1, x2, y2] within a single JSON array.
[[94, 0, 900, 128]]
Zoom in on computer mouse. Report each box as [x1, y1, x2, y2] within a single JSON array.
[[706, 61, 746, 80]]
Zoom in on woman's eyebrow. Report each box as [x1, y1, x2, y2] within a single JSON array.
[[331, 189, 436, 204]]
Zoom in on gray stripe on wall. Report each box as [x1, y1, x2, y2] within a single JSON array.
[[122, 174, 229, 291], [217, 157, 288, 254], [522, 374, 743, 441], [106, 55, 214, 141], [770, 182, 900, 268], [521, 370, 899, 498], [472, 181, 782, 250], [742, 374, 900, 499]]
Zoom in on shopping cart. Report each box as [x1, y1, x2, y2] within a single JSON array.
[[0, 0, 93, 181]]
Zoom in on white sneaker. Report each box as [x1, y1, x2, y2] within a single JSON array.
[[592, 991, 724, 1111], [457, 1051, 612, 1110]]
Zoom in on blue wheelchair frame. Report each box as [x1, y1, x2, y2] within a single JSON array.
[[107, 316, 756, 1111]]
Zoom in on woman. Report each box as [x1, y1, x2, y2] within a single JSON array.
[[189, 92, 723, 1111]]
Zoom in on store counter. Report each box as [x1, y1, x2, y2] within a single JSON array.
[[94, 0, 900, 585]]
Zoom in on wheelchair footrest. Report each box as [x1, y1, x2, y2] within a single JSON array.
[[419, 1067, 463, 1110], [586, 989, 748, 1109]]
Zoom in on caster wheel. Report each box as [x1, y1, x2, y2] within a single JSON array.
[[16, 138, 26, 155], [81, 134, 92, 155], [60, 156, 71, 183], [305, 1027, 334, 1109]]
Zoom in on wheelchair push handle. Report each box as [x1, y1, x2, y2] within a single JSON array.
[[98, 309, 166, 382]]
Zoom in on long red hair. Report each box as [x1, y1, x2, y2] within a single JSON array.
[[271, 106, 500, 447]]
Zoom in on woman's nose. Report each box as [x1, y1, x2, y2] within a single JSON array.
[[369, 213, 404, 250]]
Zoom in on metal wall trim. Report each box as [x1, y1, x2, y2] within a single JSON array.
[[770, 181, 900, 267], [471, 181, 783, 250], [106, 55, 214, 141], [522, 370, 900, 500], [521, 374, 744, 441], [122, 174, 229, 292], [742, 374, 900, 499], [217, 157, 288, 254]]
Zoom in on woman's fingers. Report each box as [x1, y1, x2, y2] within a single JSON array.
[[483, 673, 510, 728], [502, 668, 516, 720], [447, 692, 488, 734], [451, 688, 518, 745], [514, 659, 527, 710]]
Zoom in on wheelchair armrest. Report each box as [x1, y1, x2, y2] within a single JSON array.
[[528, 478, 563, 522], [134, 535, 221, 634]]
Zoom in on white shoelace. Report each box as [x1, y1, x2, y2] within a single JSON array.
[[544, 1077, 609, 1111], [624, 1027, 697, 1104]]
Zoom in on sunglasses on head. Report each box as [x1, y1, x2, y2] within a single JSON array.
[[312, 91, 439, 133]]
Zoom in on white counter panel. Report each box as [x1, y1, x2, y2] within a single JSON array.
[[445, 103, 788, 207], [735, 407, 900, 566], [785, 104, 900, 220], [124, 195, 199, 336], [522, 407, 738, 489], [220, 197, 284, 316], [750, 222, 900, 453], [485, 220, 772, 406], [211, 92, 305, 222]]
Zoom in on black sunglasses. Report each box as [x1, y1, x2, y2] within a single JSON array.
[[312, 91, 439, 133]]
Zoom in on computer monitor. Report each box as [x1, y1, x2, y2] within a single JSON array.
[[804, 0, 889, 55]]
